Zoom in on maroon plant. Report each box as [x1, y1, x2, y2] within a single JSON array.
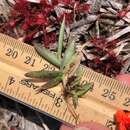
[[0, 0, 90, 47], [82, 38, 125, 77]]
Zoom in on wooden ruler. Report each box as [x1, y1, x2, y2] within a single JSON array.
[[0, 33, 130, 129]]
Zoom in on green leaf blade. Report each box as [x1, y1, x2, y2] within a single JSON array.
[[37, 76, 62, 93], [77, 83, 93, 97], [34, 43, 61, 68], [25, 70, 63, 79], [57, 17, 65, 60], [61, 40, 75, 69]]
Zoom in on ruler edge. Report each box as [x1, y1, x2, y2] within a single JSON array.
[[0, 75, 73, 127], [0, 32, 130, 88], [1, 32, 130, 109], [0, 33, 130, 126]]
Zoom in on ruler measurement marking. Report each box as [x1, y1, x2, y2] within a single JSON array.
[[17, 41, 23, 52], [32, 98, 37, 106], [87, 70, 94, 82], [117, 83, 122, 94], [45, 104, 49, 113], [26, 91, 32, 103], [2, 76, 11, 93], [112, 81, 119, 92], [47, 104, 52, 113], [50, 102, 55, 115], [15, 86, 21, 98], [35, 101, 39, 108], [6, 88, 12, 95], [125, 86, 129, 95], [21, 92, 27, 102], [119, 84, 126, 97], [71, 116, 76, 125], [16, 91, 21, 101], [83, 69, 91, 81], [122, 84, 128, 96], [95, 73, 102, 84], [101, 77, 107, 88], [9, 88, 15, 97], [20, 50, 24, 56], [113, 81, 119, 95], [33, 99, 38, 108], [68, 114, 75, 125], [90, 72, 97, 82], [68, 115, 74, 125], [38, 96, 44, 109], [58, 110, 62, 119], [115, 81, 121, 92], [24, 46, 31, 55], [6, 87, 11, 95], [30, 98, 35, 106], [2, 38, 7, 48], [126, 85, 130, 95], [87, 71, 94, 83], [120, 84, 125, 96], [127, 87, 130, 95], [28, 96, 32, 105], [119, 83, 126, 96], [107, 80, 115, 93], [29, 98, 33, 105], [20, 92, 25, 101], [55, 109, 60, 118], [62, 107, 68, 120], [41, 99, 48, 111], [103, 77, 109, 88], [3, 41, 6, 48], [32, 48, 38, 58], [40, 58, 43, 63], [23, 94, 27, 102], [52, 108, 56, 116], [65, 112, 71, 124], [63, 111, 68, 123], [17, 92, 23, 101], [41, 101, 45, 110], [96, 75, 103, 88]]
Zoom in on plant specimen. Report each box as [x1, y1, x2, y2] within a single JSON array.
[[0, 0, 90, 48], [25, 18, 93, 120]]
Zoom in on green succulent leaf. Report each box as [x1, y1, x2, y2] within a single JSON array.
[[64, 52, 81, 77], [57, 16, 65, 60], [34, 43, 61, 68], [37, 76, 63, 93], [69, 77, 81, 90], [75, 66, 84, 77], [25, 70, 63, 79], [61, 40, 75, 70], [77, 83, 93, 97]]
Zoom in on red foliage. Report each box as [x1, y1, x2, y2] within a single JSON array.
[[83, 38, 123, 77], [1, 0, 90, 47], [115, 110, 130, 130], [117, 9, 128, 18]]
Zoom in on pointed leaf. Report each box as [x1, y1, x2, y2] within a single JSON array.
[[77, 83, 93, 97], [34, 43, 60, 68], [36, 76, 62, 93], [25, 70, 63, 79], [61, 40, 75, 69], [57, 16, 65, 60], [63, 52, 81, 78]]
